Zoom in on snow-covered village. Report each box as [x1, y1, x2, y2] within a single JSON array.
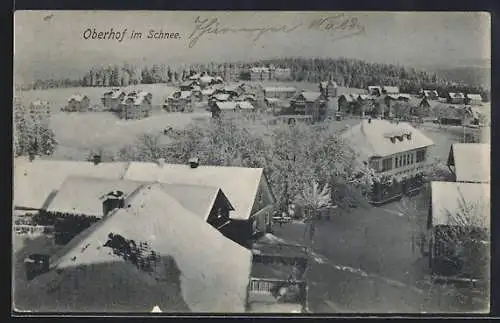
[[13, 11, 490, 314]]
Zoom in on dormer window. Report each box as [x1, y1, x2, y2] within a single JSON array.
[[407, 133, 412, 140], [398, 136, 404, 142], [390, 137, 396, 144]]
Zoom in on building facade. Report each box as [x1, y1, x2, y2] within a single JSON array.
[[342, 119, 434, 205], [289, 92, 327, 122]]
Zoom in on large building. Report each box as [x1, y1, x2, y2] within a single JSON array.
[[289, 91, 327, 122], [342, 118, 434, 205]]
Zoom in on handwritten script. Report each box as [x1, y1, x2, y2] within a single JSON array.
[[188, 14, 365, 48]]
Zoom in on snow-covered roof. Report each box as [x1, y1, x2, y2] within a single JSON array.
[[213, 93, 231, 102], [341, 119, 434, 160], [44, 176, 234, 221], [448, 92, 465, 99], [431, 181, 490, 229], [448, 143, 490, 183], [215, 101, 238, 111], [18, 183, 252, 313], [67, 94, 88, 102], [236, 101, 256, 110], [295, 91, 322, 102], [383, 86, 399, 94], [123, 162, 265, 220], [467, 93, 483, 101], [13, 158, 130, 210], [263, 87, 297, 93]]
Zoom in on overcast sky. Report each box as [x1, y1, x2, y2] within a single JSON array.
[[14, 11, 491, 83]]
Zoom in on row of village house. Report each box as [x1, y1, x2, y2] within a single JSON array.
[[14, 116, 489, 311], [59, 90, 154, 120]]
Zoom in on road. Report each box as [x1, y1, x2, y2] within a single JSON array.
[[272, 201, 489, 313]]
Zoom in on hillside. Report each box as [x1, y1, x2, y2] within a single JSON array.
[[434, 67, 491, 89]]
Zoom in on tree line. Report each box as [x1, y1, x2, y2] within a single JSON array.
[[13, 99, 57, 158], [20, 57, 490, 101]]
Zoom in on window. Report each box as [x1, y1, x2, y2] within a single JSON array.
[[382, 158, 393, 172], [217, 208, 223, 219], [410, 154, 414, 164], [369, 159, 380, 171], [416, 149, 426, 163], [395, 157, 399, 168]]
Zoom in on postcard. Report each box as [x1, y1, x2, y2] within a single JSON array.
[[13, 11, 491, 314]]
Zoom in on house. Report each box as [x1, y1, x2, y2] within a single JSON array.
[[263, 87, 297, 100], [101, 89, 126, 111], [188, 73, 201, 81], [211, 101, 238, 118], [382, 86, 400, 95], [466, 93, 483, 106], [15, 182, 253, 313], [273, 68, 292, 81], [427, 181, 490, 280], [447, 143, 490, 183], [42, 176, 237, 245], [118, 92, 152, 120], [368, 86, 383, 96], [407, 97, 428, 116], [422, 90, 439, 100], [164, 91, 193, 112], [122, 160, 276, 248], [236, 101, 256, 112], [247, 237, 309, 313], [222, 83, 246, 98], [446, 92, 466, 104], [264, 98, 291, 115], [237, 93, 257, 105], [64, 94, 90, 112], [337, 93, 357, 114], [342, 118, 434, 205], [180, 80, 198, 91], [319, 79, 338, 98], [250, 67, 271, 81], [433, 104, 466, 125], [290, 91, 327, 122]]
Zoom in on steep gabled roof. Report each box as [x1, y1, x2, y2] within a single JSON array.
[[341, 119, 434, 160], [215, 101, 238, 111], [448, 143, 490, 183], [18, 184, 252, 313], [123, 162, 265, 220]]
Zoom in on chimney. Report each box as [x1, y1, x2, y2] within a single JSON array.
[[93, 154, 101, 165], [102, 190, 125, 216], [188, 157, 200, 168], [157, 158, 165, 167]]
